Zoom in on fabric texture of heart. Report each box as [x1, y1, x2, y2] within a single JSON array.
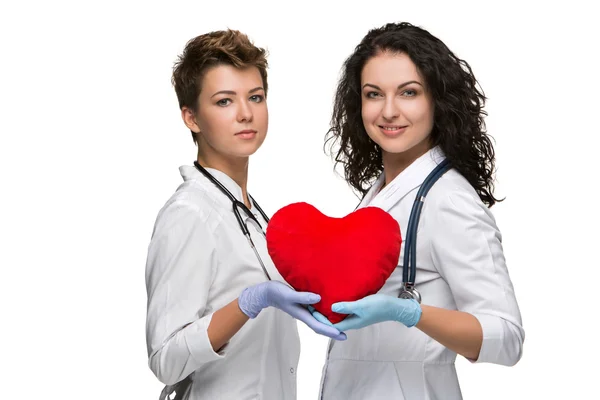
[[266, 202, 401, 324]]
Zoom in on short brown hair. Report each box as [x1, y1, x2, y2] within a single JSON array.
[[172, 29, 269, 143]]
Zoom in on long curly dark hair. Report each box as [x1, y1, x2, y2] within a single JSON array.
[[325, 22, 501, 207]]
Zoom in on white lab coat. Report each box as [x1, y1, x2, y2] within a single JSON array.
[[145, 166, 300, 400], [319, 147, 524, 400]]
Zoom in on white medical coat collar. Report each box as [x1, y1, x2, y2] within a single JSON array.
[[360, 146, 446, 212], [179, 165, 258, 211]]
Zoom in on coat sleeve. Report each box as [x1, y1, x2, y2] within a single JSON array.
[[430, 189, 524, 366], [145, 201, 225, 385]]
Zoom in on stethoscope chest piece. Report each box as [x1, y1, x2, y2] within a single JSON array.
[[399, 284, 422, 303]]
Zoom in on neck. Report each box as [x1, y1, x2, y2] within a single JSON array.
[[197, 150, 251, 208], [382, 142, 432, 188]]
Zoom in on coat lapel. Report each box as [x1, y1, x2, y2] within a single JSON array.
[[361, 146, 447, 212]]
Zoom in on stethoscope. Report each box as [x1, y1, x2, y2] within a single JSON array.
[[193, 161, 272, 280], [398, 158, 452, 303]]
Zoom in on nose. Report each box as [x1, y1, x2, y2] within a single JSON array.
[[382, 97, 400, 121], [237, 99, 254, 123]]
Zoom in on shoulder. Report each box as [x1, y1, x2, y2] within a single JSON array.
[[426, 169, 497, 227], [151, 179, 226, 238]]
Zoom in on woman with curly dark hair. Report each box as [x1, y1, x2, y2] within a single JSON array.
[[313, 22, 524, 399]]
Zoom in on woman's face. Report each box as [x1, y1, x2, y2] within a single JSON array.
[[184, 64, 268, 160], [360, 52, 434, 162]]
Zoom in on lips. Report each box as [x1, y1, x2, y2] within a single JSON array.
[[235, 129, 257, 135], [378, 124, 408, 137], [235, 129, 258, 140], [379, 125, 407, 131]]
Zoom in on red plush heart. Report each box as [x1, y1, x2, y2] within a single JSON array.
[[266, 202, 401, 324]]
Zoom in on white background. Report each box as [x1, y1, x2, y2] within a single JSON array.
[[1, 0, 598, 399]]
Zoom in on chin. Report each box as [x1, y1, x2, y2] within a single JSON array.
[[375, 139, 413, 155], [232, 142, 263, 158], [375, 135, 431, 158]]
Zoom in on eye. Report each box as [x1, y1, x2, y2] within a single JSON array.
[[401, 89, 417, 97], [216, 98, 232, 106], [365, 91, 382, 99], [249, 94, 264, 103]]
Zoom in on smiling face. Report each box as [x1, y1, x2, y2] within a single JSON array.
[[182, 64, 268, 162], [360, 52, 435, 164]]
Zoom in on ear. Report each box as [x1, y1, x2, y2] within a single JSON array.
[[181, 107, 201, 133]]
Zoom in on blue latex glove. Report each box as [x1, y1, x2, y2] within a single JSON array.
[[238, 281, 347, 340], [311, 294, 421, 331]]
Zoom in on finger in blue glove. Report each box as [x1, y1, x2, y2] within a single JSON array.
[[331, 294, 421, 331], [308, 306, 335, 327]]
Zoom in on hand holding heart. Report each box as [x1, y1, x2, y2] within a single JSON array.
[[266, 202, 402, 324]]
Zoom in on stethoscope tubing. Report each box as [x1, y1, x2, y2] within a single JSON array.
[[193, 161, 272, 280], [403, 159, 452, 285]]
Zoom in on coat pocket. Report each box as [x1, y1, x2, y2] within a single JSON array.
[[321, 359, 406, 400]]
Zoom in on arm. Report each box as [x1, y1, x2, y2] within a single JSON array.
[[206, 298, 249, 352], [325, 296, 482, 360], [430, 190, 524, 365], [416, 305, 482, 360], [145, 203, 226, 385], [207, 281, 349, 352]]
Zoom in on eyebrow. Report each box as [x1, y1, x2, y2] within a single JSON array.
[[362, 81, 423, 91], [210, 86, 264, 98]]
